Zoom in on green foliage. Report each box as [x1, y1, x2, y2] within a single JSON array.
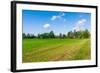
[[67, 29, 90, 39], [23, 29, 90, 39], [23, 33, 36, 39], [82, 29, 90, 38], [23, 33, 26, 38], [67, 31, 74, 38], [49, 31, 55, 38]]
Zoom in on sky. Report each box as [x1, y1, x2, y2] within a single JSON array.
[[22, 10, 91, 36]]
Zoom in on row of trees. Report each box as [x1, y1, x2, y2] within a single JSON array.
[[67, 29, 90, 39], [23, 29, 90, 39]]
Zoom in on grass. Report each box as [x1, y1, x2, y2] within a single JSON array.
[[22, 38, 91, 63]]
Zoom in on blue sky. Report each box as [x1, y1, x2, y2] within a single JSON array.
[[22, 10, 91, 36]]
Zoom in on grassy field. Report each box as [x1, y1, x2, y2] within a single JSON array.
[[22, 39, 91, 63]]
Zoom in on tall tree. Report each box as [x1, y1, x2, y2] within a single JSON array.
[[83, 29, 90, 38], [23, 33, 26, 38], [27, 33, 30, 38], [62, 34, 66, 38], [67, 31, 74, 38], [49, 31, 55, 38], [59, 33, 62, 38]]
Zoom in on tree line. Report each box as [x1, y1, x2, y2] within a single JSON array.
[[23, 29, 90, 39]]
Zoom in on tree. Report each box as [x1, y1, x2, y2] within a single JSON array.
[[49, 31, 55, 38], [67, 29, 90, 39], [43, 33, 49, 38], [23, 33, 26, 38], [27, 33, 30, 38], [67, 31, 74, 38], [37, 34, 41, 38], [30, 34, 36, 38], [83, 29, 90, 38], [23, 29, 90, 39], [73, 30, 77, 38], [62, 34, 66, 38], [76, 31, 83, 38], [59, 33, 62, 38]]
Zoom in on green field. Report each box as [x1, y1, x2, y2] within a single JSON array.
[[22, 39, 91, 63]]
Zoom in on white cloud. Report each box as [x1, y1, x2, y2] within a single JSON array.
[[77, 19, 86, 26], [51, 16, 58, 21], [51, 13, 65, 21], [73, 26, 80, 31], [73, 19, 87, 31], [43, 24, 50, 29]]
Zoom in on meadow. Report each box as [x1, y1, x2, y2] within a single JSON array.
[[22, 38, 91, 63]]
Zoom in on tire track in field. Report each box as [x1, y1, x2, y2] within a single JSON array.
[[33, 45, 63, 55], [50, 45, 79, 61], [24, 44, 63, 57], [50, 39, 88, 61], [72, 39, 91, 60], [23, 44, 64, 62], [23, 39, 89, 62]]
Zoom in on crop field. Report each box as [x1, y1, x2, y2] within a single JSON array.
[[22, 39, 91, 63]]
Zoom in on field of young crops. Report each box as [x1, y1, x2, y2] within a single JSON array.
[[22, 39, 91, 63]]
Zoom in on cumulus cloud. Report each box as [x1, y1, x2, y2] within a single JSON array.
[[51, 12, 65, 21], [51, 16, 58, 21], [73, 26, 80, 31], [77, 19, 86, 26], [73, 19, 87, 31], [43, 24, 50, 29]]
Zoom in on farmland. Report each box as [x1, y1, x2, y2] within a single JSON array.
[[22, 38, 91, 63]]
